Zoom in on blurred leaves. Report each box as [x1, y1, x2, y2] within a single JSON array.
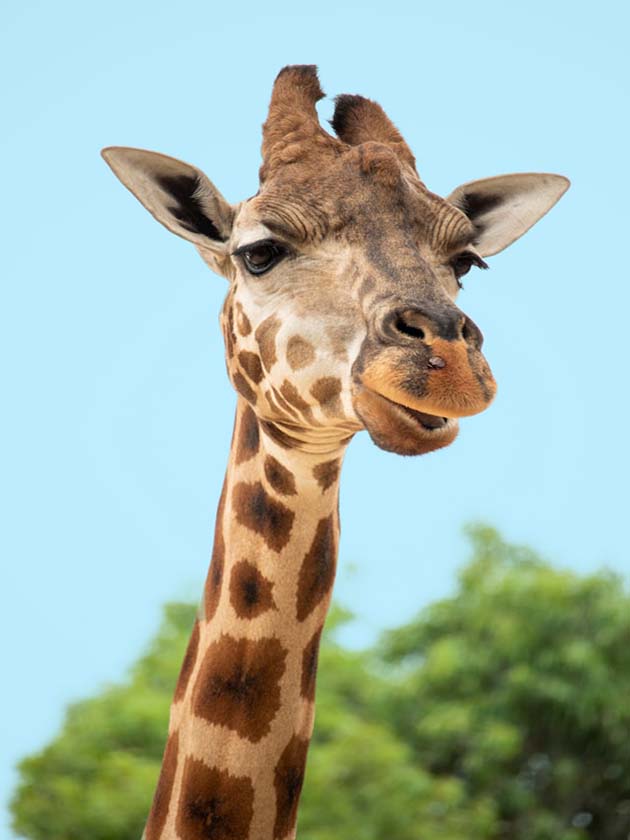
[[10, 603, 197, 840], [11, 527, 630, 839]]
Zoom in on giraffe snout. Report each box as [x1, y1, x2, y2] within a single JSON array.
[[376, 303, 484, 350], [357, 300, 497, 420]]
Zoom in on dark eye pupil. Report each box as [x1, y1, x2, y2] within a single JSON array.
[[241, 242, 285, 275], [247, 246, 274, 266], [452, 256, 473, 279]]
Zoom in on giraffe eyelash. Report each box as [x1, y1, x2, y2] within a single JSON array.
[[450, 251, 489, 288], [232, 239, 290, 276], [232, 238, 276, 257]]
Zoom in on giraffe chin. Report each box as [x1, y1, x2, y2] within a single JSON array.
[[353, 387, 459, 456]]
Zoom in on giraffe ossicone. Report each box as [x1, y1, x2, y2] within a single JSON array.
[[103, 65, 569, 840]]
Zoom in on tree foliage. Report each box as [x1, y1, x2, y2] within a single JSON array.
[[380, 525, 630, 840], [11, 527, 630, 839], [10, 603, 196, 840]]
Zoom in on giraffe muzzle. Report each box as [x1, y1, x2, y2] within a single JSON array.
[[358, 339, 496, 419], [352, 384, 460, 456], [357, 301, 497, 421]]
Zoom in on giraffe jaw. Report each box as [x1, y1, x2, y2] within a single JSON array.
[[353, 386, 459, 456]]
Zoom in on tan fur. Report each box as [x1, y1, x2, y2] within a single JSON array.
[[102, 65, 569, 840], [260, 65, 343, 183], [361, 337, 497, 419], [333, 97, 417, 172]]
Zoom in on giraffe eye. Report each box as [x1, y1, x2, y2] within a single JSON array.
[[450, 251, 489, 288], [237, 240, 287, 276]]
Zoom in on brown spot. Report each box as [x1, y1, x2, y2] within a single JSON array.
[[232, 371, 257, 405], [264, 455, 297, 497], [204, 484, 227, 621], [235, 302, 252, 336], [279, 380, 310, 411], [297, 515, 337, 621], [192, 634, 287, 742], [312, 458, 340, 492], [273, 735, 309, 840], [310, 377, 343, 417], [145, 731, 179, 840], [235, 404, 260, 466], [226, 303, 235, 335], [286, 335, 315, 370], [174, 620, 200, 702], [255, 315, 281, 372], [224, 303, 238, 357], [229, 560, 276, 619], [233, 481, 294, 553], [177, 756, 254, 840], [279, 380, 321, 426], [224, 324, 234, 358], [301, 627, 322, 701], [238, 350, 264, 385]]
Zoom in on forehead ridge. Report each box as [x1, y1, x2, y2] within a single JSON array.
[[237, 145, 474, 254]]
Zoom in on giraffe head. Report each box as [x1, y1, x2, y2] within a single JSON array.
[[103, 66, 568, 456]]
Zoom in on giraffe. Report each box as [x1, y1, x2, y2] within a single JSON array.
[[102, 65, 569, 840]]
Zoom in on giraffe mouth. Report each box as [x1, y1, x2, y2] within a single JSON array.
[[375, 391, 457, 433], [390, 400, 450, 431], [353, 385, 459, 456]]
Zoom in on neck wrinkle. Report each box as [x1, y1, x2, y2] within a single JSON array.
[[152, 399, 346, 840], [259, 415, 356, 459]]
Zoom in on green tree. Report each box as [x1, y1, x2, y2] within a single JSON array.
[[382, 525, 630, 840], [298, 606, 496, 840], [10, 603, 197, 840], [11, 528, 630, 840]]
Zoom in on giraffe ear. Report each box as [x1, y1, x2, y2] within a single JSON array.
[[101, 147, 235, 275], [447, 173, 570, 257]]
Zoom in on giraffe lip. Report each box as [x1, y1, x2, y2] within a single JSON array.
[[377, 393, 450, 431], [353, 385, 459, 456], [398, 405, 449, 430]]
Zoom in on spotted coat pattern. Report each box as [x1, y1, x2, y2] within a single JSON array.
[[102, 62, 568, 840], [146, 401, 344, 840]]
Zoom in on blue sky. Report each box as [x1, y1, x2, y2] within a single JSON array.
[[2, 0, 629, 836]]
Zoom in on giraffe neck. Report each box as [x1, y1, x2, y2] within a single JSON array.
[[146, 399, 348, 840]]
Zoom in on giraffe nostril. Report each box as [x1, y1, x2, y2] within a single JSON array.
[[462, 317, 483, 349], [394, 313, 425, 340], [380, 306, 480, 346]]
